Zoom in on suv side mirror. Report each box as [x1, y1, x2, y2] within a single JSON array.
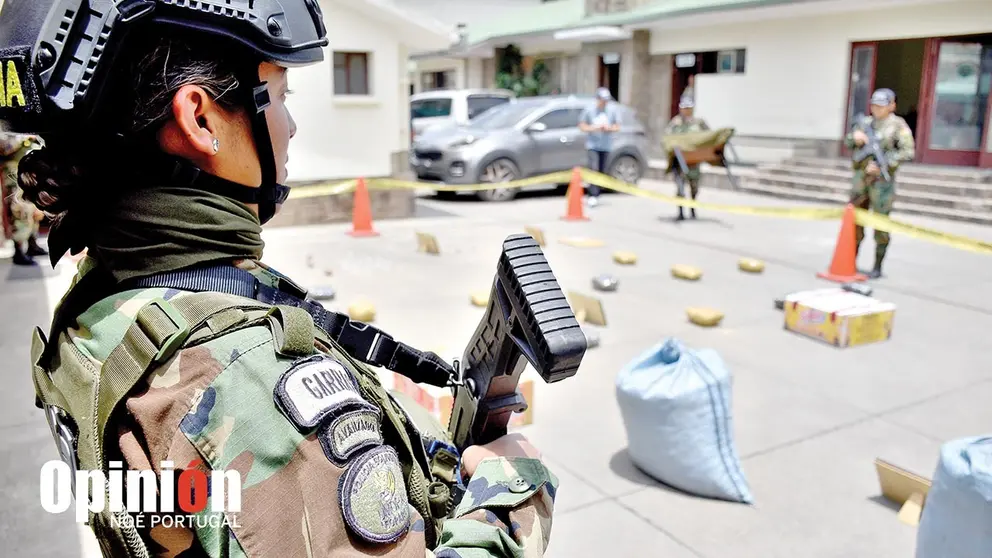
[[527, 122, 547, 133]]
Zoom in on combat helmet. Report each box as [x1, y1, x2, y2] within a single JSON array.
[[0, 0, 328, 226]]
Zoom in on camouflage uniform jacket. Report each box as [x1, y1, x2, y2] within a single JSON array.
[[844, 114, 915, 174], [60, 257, 558, 557], [664, 115, 709, 135]]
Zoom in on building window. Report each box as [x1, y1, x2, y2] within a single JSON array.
[[678, 48, 746, 74], [334, 52, 370, 95], [421, 70, 453, 91]]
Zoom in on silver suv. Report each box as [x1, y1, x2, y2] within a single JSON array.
[[410, 89, 514, 141], [410, 95, 647, 201]]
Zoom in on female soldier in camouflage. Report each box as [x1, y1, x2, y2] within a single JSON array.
[[1, 2, 556, 556]]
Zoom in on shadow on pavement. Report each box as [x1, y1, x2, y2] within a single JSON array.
[[658, 214, 735, 229], [608, 448, 661, 489], [610, 449, 751, 504], [427, 185, 567, 203], [867, 494, 903, 513], [412, 202, 461, 218], [0, 258, 83, 557]]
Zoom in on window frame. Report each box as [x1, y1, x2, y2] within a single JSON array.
[[410, 97, 454, 119], [333, 51, 371, 96], [534, 107, 584, 130], [466, 94, 512, 119]]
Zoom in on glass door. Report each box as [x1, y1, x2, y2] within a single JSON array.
[[922, 41, 992, 166], [842, 43, 877, 154], [979, 46, 992, 168]]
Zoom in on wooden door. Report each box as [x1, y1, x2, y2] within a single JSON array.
[[841, 42, 878, 156]]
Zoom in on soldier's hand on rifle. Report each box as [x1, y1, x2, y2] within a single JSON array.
[[865, 162, 881, 176], [853, 130, 868, 146], [461, 433, 543, 477]]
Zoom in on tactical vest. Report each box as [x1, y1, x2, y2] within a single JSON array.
[[31, 279, 456, 557]]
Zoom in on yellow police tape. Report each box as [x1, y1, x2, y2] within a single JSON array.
[[855, 210, 992, 255], [285, 169, 991, 255], [286, 179, 357, 199]]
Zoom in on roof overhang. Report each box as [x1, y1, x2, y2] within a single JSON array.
[[328, 0, 454, 53], [553, 26, 631, 42], [623, 0, 963, 31]]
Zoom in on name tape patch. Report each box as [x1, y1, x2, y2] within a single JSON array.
[[274, 354, 363, 431], [339, 445, 411, 544], [319, 405, 383, 465], [0, 46, 42, 116]]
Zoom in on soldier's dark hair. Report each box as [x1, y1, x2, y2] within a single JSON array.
[[17, 32, 245, 219]]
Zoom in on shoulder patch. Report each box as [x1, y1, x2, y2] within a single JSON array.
[[339, 445, 411, 544], [0, 46, 42, 117], [319, 404, 383, 465], [274, 354, 364, 431]]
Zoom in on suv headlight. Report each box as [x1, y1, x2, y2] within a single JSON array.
[[448, 135, 476, 149]]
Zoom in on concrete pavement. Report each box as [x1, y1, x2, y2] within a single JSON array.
[[2, 178, 990, 556]]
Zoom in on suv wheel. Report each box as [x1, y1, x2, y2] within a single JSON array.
[[477, 159, 520, 202], [610, 155, 642, 184]]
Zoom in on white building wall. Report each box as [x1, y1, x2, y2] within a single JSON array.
[[649, 0, 992, 141], [466, 57, 485, 88], [286, 2, 406, 181]]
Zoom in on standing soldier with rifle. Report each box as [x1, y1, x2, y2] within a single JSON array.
[[2, 1, 583, 556], [1, 132, 47, 265], [664, 96, 710, 220], [845, 88, 915, 278]]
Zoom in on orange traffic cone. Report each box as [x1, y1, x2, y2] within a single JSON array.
[[347, 178, 379, 237], [817, 204, 866, 282], [562, 167, 589, 221]]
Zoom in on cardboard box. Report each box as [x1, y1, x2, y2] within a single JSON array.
[[378, 370, 535, 429], [784, 288, 895, 348]]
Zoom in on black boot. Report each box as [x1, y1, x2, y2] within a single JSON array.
[[27, 235, 47, 257], [12, 244, 36, 266], [676, 207, 685, 221], [868, 257, 883, 279], [869, 244, 886, 279], [690, 208, 697, 219]]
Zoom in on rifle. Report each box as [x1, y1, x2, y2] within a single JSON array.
[[431, 234, 586, 507], [852, 119, 892, 182], [723, 141, 740, 190], [671, 147, 690, 197]]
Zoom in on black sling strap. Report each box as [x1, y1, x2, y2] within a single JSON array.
[[129, 265, 456, 388]]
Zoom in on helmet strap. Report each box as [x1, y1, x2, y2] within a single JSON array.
[[243, 69, 288, 224]]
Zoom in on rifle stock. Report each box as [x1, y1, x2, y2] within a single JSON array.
[[448, 234, 586, 451]]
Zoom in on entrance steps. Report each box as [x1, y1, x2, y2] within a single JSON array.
[[646, 157, 992, 225]]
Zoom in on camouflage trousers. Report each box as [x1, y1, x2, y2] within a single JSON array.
[[4, 169, 39, 249], [677, 165, 701, 199], [850, 171, 895, 263]]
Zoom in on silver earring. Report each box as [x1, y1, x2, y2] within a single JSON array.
[[212, 137, 220, 153]]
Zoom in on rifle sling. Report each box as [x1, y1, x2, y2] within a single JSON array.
[[39, 264, 455, 390], [127, 265, 457, 387]]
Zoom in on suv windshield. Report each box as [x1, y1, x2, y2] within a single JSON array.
[[471, 102, 542, 129], [410, 98, 452, 119]]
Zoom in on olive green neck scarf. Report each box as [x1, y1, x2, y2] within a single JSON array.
[[52, 187, 265, 283]]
